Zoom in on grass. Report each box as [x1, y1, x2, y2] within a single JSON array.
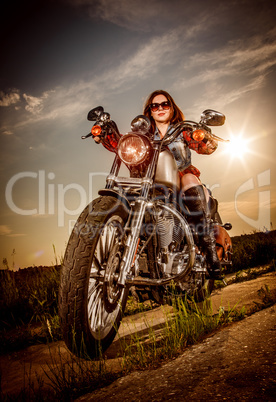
[[124, 295, 157, 316], [0, 266, 61, 327], [0, 230, 275, 399], [0, 295, 249, 401], [0, 229, 275, 354], [212, 260, 276, 290], [1, 281, 276, 400], [44, 347, 119, 401], [120, 295, 247, 373], [249, 284, 276, 314], [227, 261, 275, 284], [0, 266, 62, 354]]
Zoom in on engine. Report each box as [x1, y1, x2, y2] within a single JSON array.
[[156, 208, 187, 277]]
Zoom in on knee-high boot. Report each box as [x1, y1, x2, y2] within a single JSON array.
[[183, 185, 222, 279]]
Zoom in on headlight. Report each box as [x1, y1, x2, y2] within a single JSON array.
[[118, 134, 150, 165]]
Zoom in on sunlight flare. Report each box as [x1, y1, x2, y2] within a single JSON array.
[[224, 134, 250, 160]]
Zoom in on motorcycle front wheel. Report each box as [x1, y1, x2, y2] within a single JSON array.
[[59, 196, 129, 358]]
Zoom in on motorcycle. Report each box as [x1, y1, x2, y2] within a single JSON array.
[[59, 107, 232, 358]]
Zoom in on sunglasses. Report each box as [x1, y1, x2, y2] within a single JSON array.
[[149, 101, 171, 112]]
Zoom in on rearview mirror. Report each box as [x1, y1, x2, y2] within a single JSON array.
[[200, 109, 225, 126], [87, 106, 104, 121], [131, 115, 151, 133]]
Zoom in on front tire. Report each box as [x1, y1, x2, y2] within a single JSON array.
[[59, 196, 129, 358]]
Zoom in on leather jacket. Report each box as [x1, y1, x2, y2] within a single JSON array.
[[154, 125, 218, 173]]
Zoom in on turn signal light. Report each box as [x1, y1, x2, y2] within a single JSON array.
[[91, 125, 102, 136], [192, 129, 205, 142]]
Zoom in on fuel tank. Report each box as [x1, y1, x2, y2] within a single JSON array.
[[154, 149, 180, 192]]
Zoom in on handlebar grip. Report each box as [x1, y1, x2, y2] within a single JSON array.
[[81, 133, 93, 139]]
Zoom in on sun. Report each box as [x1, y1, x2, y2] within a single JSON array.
[[224, 134, 249, 160]]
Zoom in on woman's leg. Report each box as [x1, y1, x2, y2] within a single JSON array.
[[181, 173, 210, 201], [181, 173, 221, 279]]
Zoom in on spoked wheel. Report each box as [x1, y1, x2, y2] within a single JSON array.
[[59, 196, 129, 359]]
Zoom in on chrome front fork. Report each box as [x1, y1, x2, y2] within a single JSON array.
[[117, 198, 147, 287]]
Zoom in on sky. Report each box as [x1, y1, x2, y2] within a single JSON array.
[[0, 0, 275, 270]]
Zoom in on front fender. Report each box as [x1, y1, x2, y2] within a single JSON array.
[[98, 189, 131, 212]]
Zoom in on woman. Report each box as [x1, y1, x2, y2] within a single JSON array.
[[143, 90, 221, 279], [94, 90, 221, 279]]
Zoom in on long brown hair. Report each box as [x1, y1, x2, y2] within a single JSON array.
[[143, 90, 185, 133]]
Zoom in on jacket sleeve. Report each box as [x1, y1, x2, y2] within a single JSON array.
[[100, 132, 120, 153], [182, 130, 218, 155], [95, 121, 122, 153]]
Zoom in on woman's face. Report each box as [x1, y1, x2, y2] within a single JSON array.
[[150, 94, 173, 125]]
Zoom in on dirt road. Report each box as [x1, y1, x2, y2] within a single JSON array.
[[1, 272, 276, 400], [77, 306, 276, 401]]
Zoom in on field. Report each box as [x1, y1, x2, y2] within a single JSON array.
[[0, 231, 275, 399], [0, 230, 275, 352]]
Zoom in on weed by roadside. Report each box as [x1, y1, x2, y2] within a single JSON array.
[[0, 266, 61, 329], [2, 282, 275, 401], [0, 266, 62, 355], [1, 230, 276, 399], [44, 347, 120, 401], [248, 284, 276, 315], [117, 296, 246, 373], [230, 261, 275, 283], [0, 230, 275, 354], [213, 261, 276, 290], [1, 296, 247, 401], [124, 295, 157, 316]]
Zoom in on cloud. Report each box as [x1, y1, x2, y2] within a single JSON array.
[[174, 28, 276, 110], [67, 0, 276, 40], [180, 30, 276, 81], [67, 0, 186, 31], [184, 35, 276, 81], [28, 143, 48, 152], [0, 225, 12, 235], [2, 26, 186, 130], [0, 90, 20, 107], [7, 233, 27, 237], [23, 94, 44, 114], [23, 91, 53, 115], [2, 18, 275, 135], [102, 27, 185, 91]]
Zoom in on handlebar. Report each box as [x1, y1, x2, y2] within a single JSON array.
[[81, 133, 93, 139], [153, 121, 205, 147], [84, 107, 229, 146], [154, 120, 228, 147]]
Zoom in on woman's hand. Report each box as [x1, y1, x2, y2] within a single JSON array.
[[93, 136, 102, 143]]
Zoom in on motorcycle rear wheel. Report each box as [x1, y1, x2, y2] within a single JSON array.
[[191, 275, 214, 302], [59, 196, 129, 358], [169, 273, 214, 305]]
